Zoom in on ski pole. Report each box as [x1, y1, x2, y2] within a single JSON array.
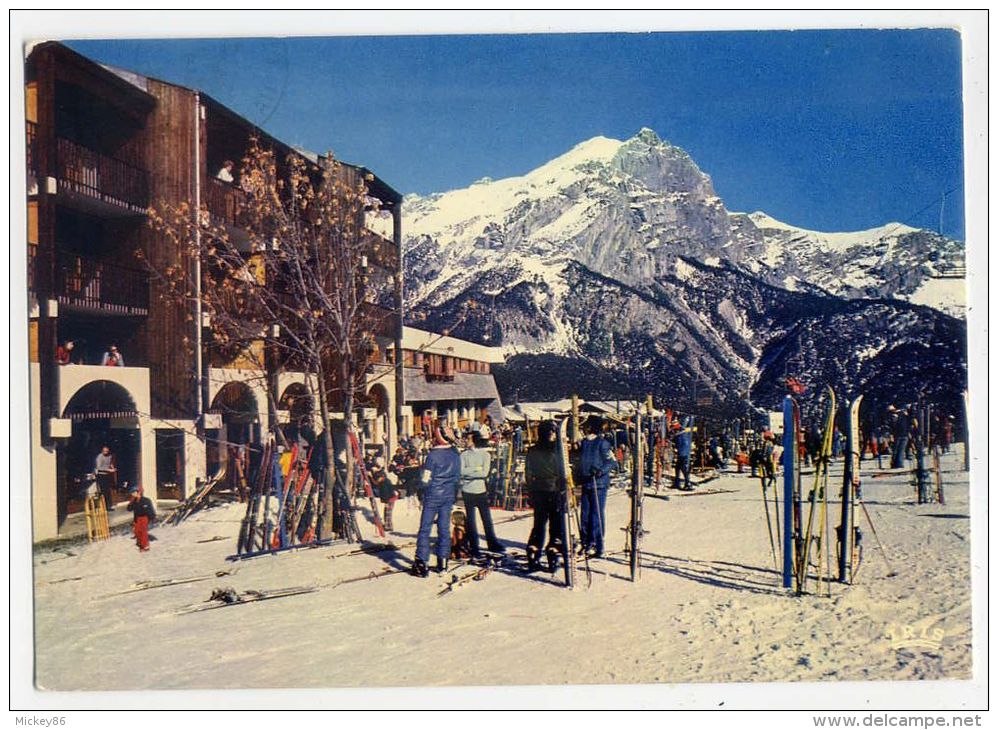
[[760, 477, 778, 571], [858, 500, 897, 578]]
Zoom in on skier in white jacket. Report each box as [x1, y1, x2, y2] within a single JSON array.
[[460, 431, 506, 560]]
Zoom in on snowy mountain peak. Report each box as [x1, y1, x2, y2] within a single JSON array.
[[404, 132, 965, 332], [634, 127, 663, 145], [613, 128, 713, 196], [534, 135, 623, 175], [402, 131, 966, 413]]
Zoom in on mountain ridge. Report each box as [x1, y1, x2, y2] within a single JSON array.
[[401, 128, 967, 418]]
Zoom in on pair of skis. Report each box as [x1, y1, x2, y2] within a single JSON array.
[[346, 431, 386, 538], [164, 465, 225, 525], [557, 417, 592, 589], [626, 412, 645, 582], [237, 442, 276, 555], [797, 386, 836, 596], [778, 386, 836, 595], [780, 391, 895, 593], [837, 394, 896, 583]]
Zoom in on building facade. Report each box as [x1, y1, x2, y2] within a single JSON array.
[[395, 326, 505, 437], [25, 42, 404, 541]]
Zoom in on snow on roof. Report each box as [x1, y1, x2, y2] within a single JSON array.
[[402, 326, 505, 364]]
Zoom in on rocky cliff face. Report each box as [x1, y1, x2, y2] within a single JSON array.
[[402, 129, 967, 419]]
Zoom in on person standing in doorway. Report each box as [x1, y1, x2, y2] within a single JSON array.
[[216, 160, 235, 183], [94, 445, 117, 512]]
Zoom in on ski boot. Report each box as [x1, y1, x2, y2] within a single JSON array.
[[546, 547, 561, 574], [435, 556, 449, 574], [524, 547, 543, 573], [410, 558, 429, 578]]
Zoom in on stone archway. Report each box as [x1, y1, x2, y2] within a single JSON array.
[[58, 380, 139, 524], [208, 381, 259, 491]]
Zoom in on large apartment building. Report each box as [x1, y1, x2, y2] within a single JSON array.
[[25, 42, 408, 541]]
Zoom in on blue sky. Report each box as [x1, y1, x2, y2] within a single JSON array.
[[66, 30, 965, 239]]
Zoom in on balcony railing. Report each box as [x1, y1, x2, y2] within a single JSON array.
[[26, 121, 37, 178], [205, 177, 248, 229], [28, 244, 37, 292], [362, 227, 399, 269], [55, 254, 149, 315], [54, 135, 149, 213]]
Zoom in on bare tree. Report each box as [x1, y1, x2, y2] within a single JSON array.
[[145, 139, 397, 540]]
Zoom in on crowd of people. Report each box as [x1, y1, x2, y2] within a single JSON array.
[[387, 412, 720, 579], [96, 398, 960, 563]]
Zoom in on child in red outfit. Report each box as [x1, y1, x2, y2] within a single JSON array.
[[127, 485, 156, 551]]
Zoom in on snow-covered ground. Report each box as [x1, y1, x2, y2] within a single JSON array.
[[32, 450, 971, 691]]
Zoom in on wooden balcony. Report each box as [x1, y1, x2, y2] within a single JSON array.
[[54, 254, 149, 316], [45, 129, 149, 215], [205, 176, 248, 230]]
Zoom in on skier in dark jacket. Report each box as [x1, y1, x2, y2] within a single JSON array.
[[524, 420, 565, 573], [672, 418, 694, 491], [126, 485, 155, 552], [412, 423, 462, 577], [759, 432, 777, 491], [371, 457, 397, 532], [578, 418, 616, 558], [890, 405, 911, 469]]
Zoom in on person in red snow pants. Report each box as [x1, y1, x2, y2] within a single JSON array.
[[127, 485, 156, 552]]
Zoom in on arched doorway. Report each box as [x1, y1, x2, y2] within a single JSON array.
[[57, 380, 139, 525], [207, 381, 259, 492]]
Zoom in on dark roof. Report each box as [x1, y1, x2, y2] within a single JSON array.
[[27, 41, 156, 121], [404, 370, 502, 405]]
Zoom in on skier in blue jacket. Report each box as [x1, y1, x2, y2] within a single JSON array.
[[578, 418, 616, 558], [412, 422, 462, 577], [672, 417, 694, 491]]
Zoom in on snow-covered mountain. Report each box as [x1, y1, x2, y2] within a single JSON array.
[[731, 211, 966, 317], [402, 129, 967, 416]]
